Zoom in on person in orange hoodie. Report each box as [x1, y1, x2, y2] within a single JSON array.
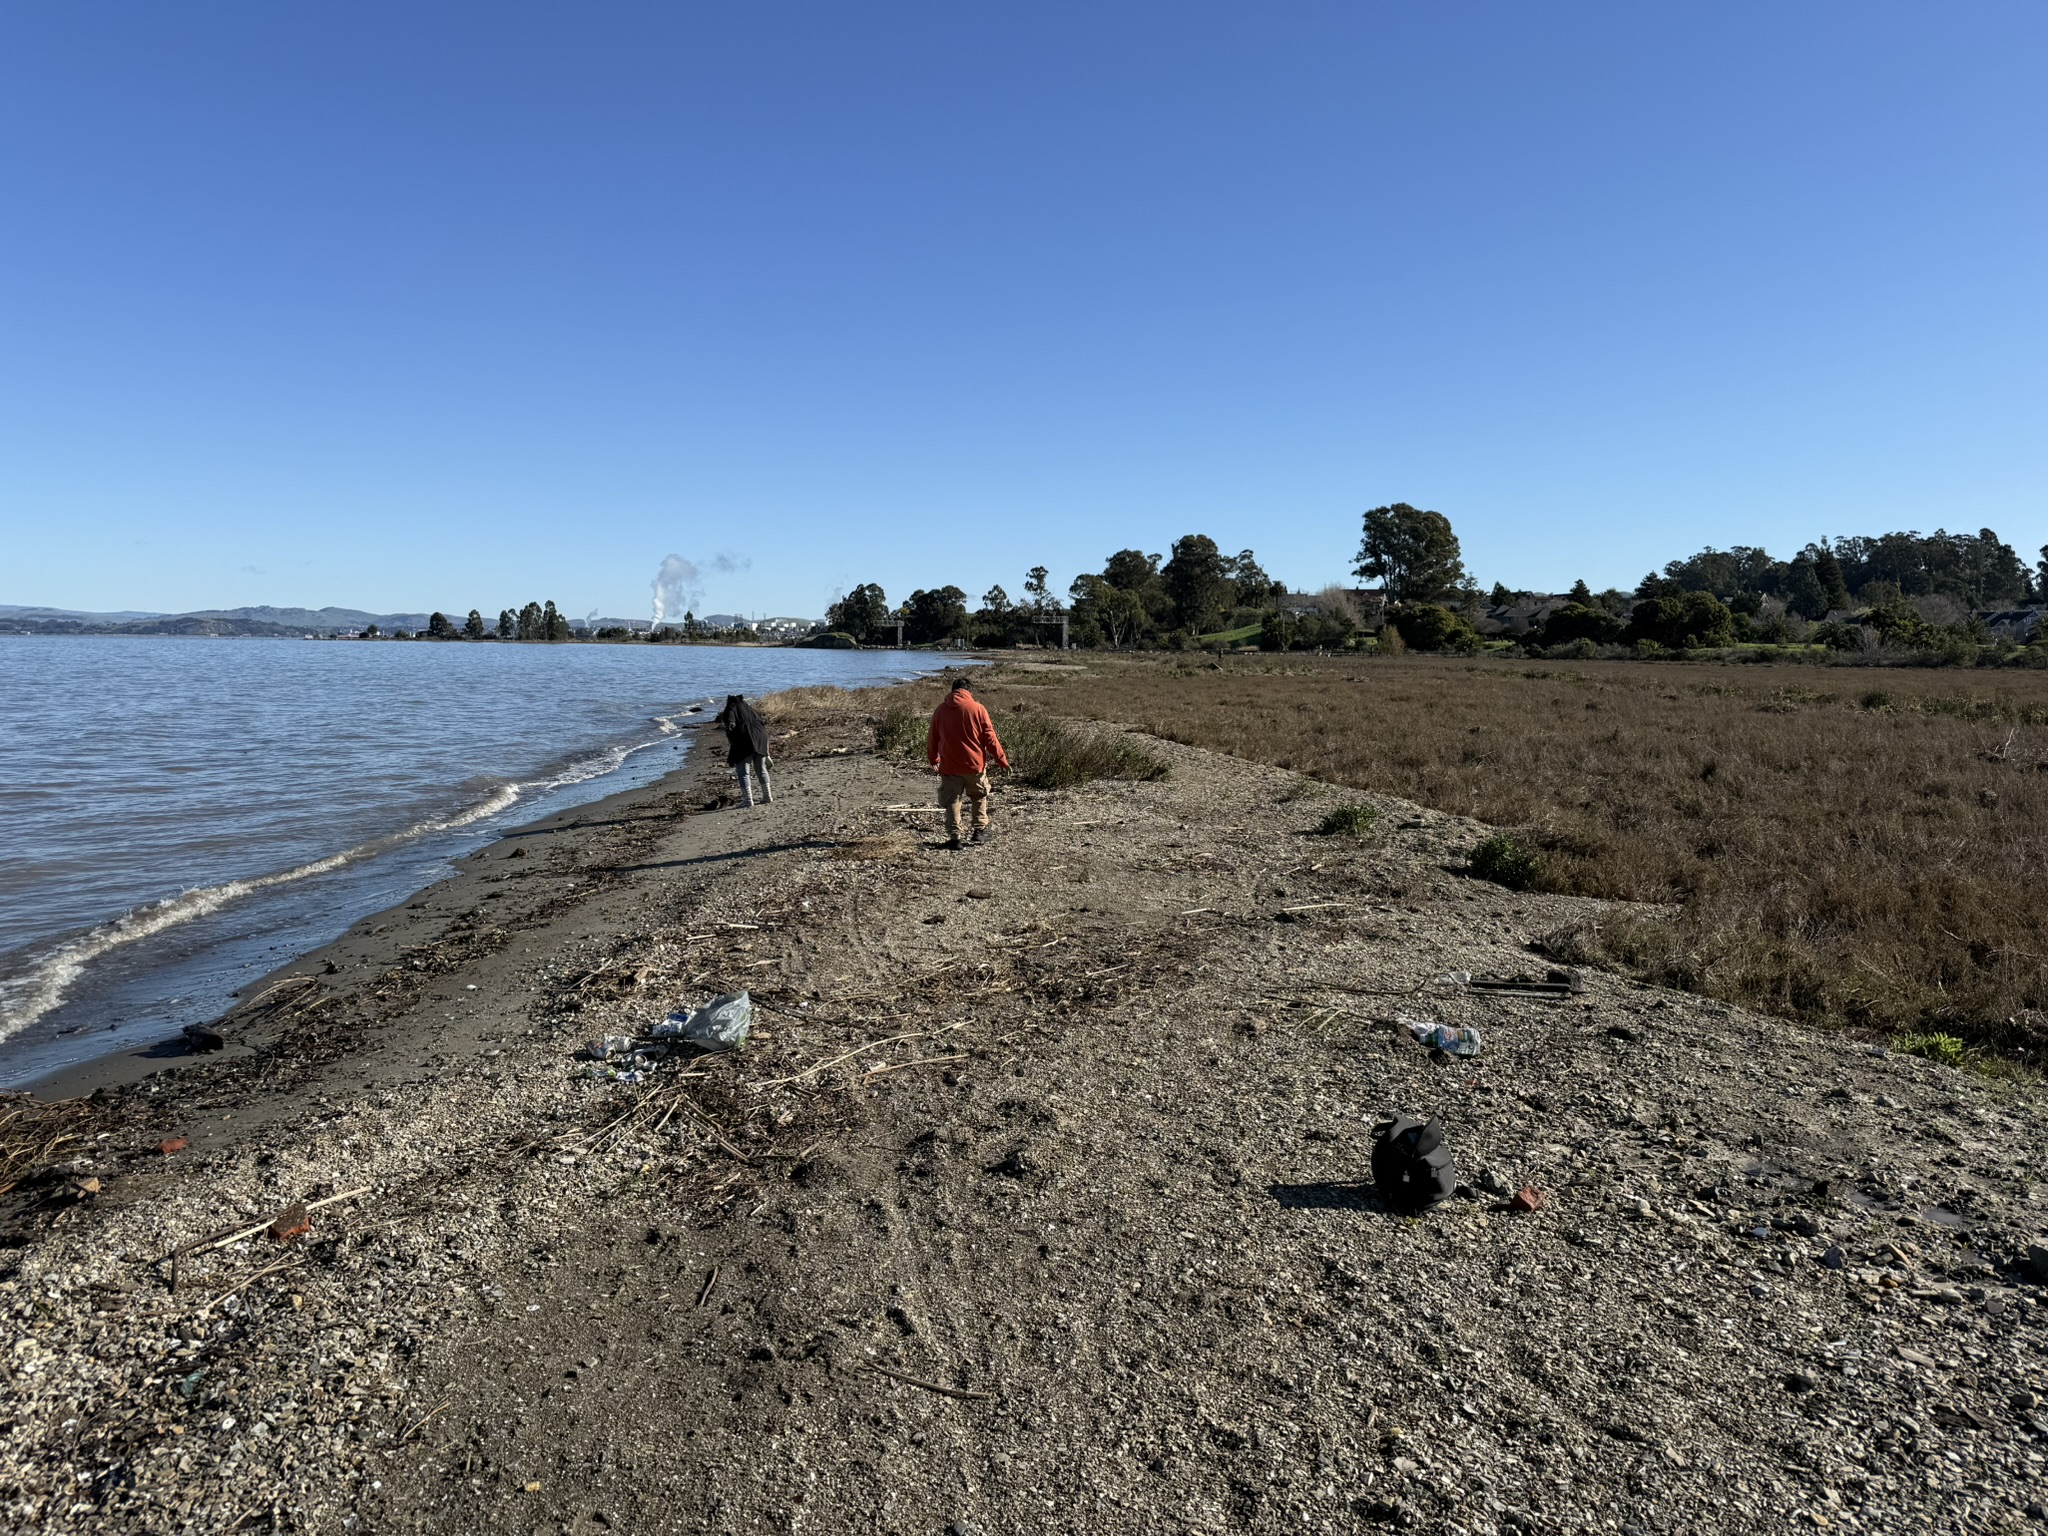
[[926, 676, 1010, 850]]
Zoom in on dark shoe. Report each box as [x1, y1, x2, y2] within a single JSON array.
[[971, 826, 994, 845], [945, 837, 963, 851]]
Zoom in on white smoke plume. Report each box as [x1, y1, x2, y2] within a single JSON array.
[[651, 552, 749, 626]]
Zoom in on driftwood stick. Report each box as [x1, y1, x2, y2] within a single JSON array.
[[187, 1186, 372, 1258], [869, 1363, 995, 1401]]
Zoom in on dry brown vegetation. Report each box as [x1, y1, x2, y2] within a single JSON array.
[[992, 654, 2048, 1062]]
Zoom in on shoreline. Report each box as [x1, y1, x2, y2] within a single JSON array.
[[22, 737, 732, 1105], [4, 676, 2041, 1534], [11, 655, 984, 1102]]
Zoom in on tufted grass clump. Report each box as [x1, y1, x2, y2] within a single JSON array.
[[1891, 1032, 1968, 1069], [1316, 802, 1379, 837], [1469, 832, 1540, 890]]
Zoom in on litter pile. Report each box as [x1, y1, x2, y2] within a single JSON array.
[[571, 990, 753, 1083]]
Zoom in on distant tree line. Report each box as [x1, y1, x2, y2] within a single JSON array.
[[369, 508, 2048, 670], [823, 502, 2048, 668], [823, 538, 1292, 651], [387, 601, 575, 640]]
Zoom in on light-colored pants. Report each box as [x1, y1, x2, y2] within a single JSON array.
[[938, 772, 990, 839], [734, 756, 772, 807]]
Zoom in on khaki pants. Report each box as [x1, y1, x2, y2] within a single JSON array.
[[937, 772, 991, 839]]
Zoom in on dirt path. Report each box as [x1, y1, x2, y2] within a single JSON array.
[[6, 706, 2047, 1535]]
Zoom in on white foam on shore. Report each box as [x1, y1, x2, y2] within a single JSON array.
[[0, 729, 685, 1043], [0, 850, 354, 1043]]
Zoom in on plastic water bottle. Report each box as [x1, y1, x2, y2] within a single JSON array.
[[1402, 1019, 1483, 1056]]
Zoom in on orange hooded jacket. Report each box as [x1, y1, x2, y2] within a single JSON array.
[[927, 687, 1009, 777]]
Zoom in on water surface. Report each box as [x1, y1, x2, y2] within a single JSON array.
[[0, 636, 941, 1084]]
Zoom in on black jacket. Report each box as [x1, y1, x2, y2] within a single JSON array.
[[717, 695, 770, 764]]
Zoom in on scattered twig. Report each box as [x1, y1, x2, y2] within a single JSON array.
[[239, 975, 320, 1009], [401, 1399, 453, 1443], [748, 1025, 964, 1089], [696, 1265, 720, 1308], [198, 1255, 305, 1317], [1279, 980, 1429, 998], [868, 1363, 995, 1401], [864, 1053, 969, 1076], [1279, 901, 1352, 913]]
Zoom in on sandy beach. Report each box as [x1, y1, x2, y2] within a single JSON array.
[[4, 675, 2046, 1535]]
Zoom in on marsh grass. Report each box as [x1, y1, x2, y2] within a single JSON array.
[[757, 684, 861, 724], [999, 654, 2048, 1061], [873, 699, 1167, 789]]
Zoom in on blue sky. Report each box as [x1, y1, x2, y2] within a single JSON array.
[[2, 3, 2042, 619]]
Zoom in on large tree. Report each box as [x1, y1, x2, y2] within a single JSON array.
[[903, 586, 969, 644], [826, 584, 891, 642], [1354, 503, 1467, 602], [1068, 573, 1147, 648], [1022, 566, 1054, 614], [1101, 549, 1161, 591], [1161, 534, 1233, 633], [1225, 549, 1278, 607]]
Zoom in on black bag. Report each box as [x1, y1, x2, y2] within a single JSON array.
[[1371, 1114, 1456, 1214]]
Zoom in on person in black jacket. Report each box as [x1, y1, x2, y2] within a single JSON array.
[[716, 694, 773, 807]]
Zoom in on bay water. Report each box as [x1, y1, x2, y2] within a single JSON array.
[[0, 636, 945, 1086]]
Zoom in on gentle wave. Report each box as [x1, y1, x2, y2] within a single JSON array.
[[0, 728, 682, 1043], [0, 850, 355, 1043]]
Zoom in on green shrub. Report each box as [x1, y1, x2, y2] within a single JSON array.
[[1387, 603, 1479, 653], [875, 706, 927, 756], [1469, 832, 1540, 890], [1316, 802, 1378, 837], [1531, 602, 1624, 648], [1891, 1032, 1967, 1068], [1626, 591, 1735, 650]]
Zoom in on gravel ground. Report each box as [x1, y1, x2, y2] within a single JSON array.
[[4, 697, 2046, 1535]]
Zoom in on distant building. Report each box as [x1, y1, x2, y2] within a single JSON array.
[[1979, 608, 2044, 641]]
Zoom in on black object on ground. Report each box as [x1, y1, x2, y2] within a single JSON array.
[[1371, 1115, 1457, 1215]]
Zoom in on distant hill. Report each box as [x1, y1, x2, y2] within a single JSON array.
[[0, 603, 820, 638], [0, 604, 168, 622], [1, 603, 454, 636], [181, 605, 442, 632]]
